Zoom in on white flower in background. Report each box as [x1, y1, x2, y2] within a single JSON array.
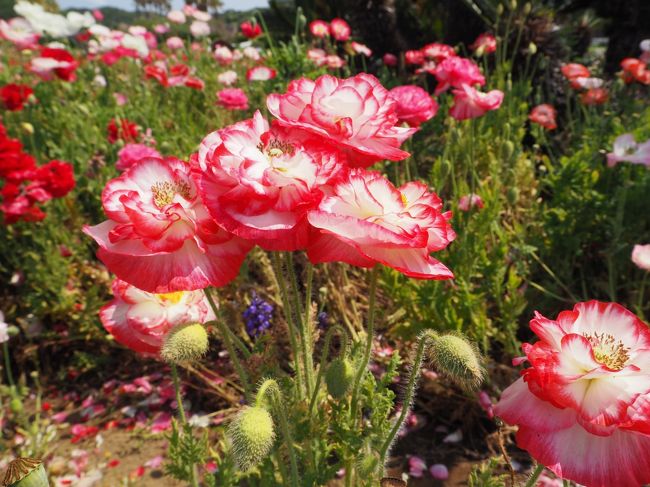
[[242, 46, 260, 61], [128, 25, 147, 36], [573, 76, 604, 89], [190, 20, 210, 38], [0, 18, 39, 49], [15, 1, 93, 37], [92, 74, 107, 87], [120, 33, 148, 57], [606, 133, 650, 168], [640, 39, 650, 52], [167, 10, 186, 24], [0, 312, 9, 343], [632, 244, 650, 271], [88, 24, 110, 37], [192, 10, 211, 22], [46, 41, 66, 48], [217, 70, 237, 85]]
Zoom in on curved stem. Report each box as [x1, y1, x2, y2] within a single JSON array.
[[271, 253, 304, 397], [204, 287, 253, 401], [350, 266, 380, 418], [524, 464, 545, 487], [255, 379, 300, 487], [170, 364, 198, 487], [379, 331, 436, 464], [308, 325, 349, 416]]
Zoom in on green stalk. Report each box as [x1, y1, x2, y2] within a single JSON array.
[[204, 287, 253, 401], [350, 266, 380, 419], [170, 364, 199, 487], [308, 325, 349, 416], [378, 331, 436, 464], [285, 252, 314, 395], [255, 380, 300, 487], [524, 464, 545, 487], [270, 253, 305, 397]]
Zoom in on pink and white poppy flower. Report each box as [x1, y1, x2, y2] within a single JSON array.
[[246, 66, 276, 81], [632, 244, 650, 271], [606, 134, 650, 168], [267, 73, 417, 167], [194, 111, 346, 251], [307, 169, 455, 279], [100, 278, 215, 356], [449, 84, 504, 120], [84, 157, 252, 293], [494, 301, 650, 487]]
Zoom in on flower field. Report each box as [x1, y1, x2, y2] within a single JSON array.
[[0, 1, 649, 486]]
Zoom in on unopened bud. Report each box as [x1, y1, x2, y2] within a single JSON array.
[[523, 2, 532, 14], [2, 458, 49, 487], [160, 323, 208, 364], [228, 406, 275, 471], [357, 452, 381, 477], [21, 123, 34, 135], [325, 357, 355, 400], [527, 42, 537, 55], [429, 334, 484, 391]]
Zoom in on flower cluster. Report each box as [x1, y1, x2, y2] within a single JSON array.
[[620, 40, 650, 85], [495, 301, 650, 487], [0, 83, 33, 111], [561, 62, 608, 106], [383, 41, 503, 120], [0, 120, 75, 223], [86, 73, 455, 350], [242, 292, 273, 338]]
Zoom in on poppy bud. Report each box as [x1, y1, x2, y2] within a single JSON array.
[[228, 406, 276, 471], [160, 323, 209, 364], [2, 458, 49, 487], [325, 357, 355, 399], [429, 334, 484, 391]]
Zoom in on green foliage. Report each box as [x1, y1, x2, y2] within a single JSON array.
[[165, 420, 209, 482], [468, 457, 508, 487]]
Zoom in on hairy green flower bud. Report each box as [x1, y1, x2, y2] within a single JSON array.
[[160, 323, 208, 364], [325, 357, 355, 400], [228, 406, 276, 471], [429, 334, 485, 390], [2, 458, 48, 487], [357, 451, 381, 477], [9, 397, 23, 415]]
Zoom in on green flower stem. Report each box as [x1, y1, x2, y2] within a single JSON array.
[[205, 319, 251, 360], [2, 341, 15, 388], [255, 379, 300, 487], [170, 363, 198, 487], [524, 464, 545, 487], [204, 287, 253, 401], [350, 266, 380, 419], [379, 331, 437, 464], [308, 325, 349, 416], [285, 252, 314, 395], [270, 252, 304, 397]]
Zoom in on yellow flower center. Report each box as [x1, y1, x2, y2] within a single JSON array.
[[151, 180, 191, 208], [401, 193, 408, 206], [584, 332, 630, 370], [157, 291, 185, 304]]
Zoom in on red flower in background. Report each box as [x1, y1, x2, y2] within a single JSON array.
[[309, 20, 329, 38], [216, 88, 249, 111], [449, 85, 503, 120], [421, 43, 456, 63], [0, 121, 75, 224], [144, 64, 168, 87], [580, 88, 608, 106], [1, 83, 33, 111], [240, 21, 262, 39], [389, 85, 438, 127], [433, 56, 485, 95], [620, 58, 650, 85], [470, 33, 497, 55], [405, 50, 425, 66], [329, 18, 350, 41], [30, 47, 78, 82], [529, 104, 557, 130], [107, 118, 140, 144]]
